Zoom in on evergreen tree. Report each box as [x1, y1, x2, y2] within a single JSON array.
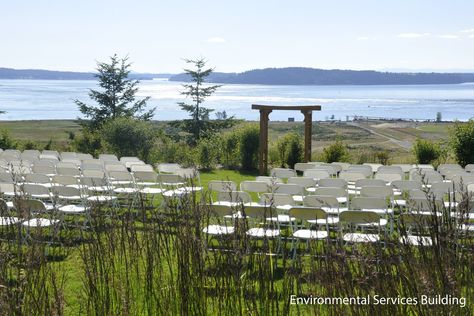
[[75, 54, 155, 130], [176, 58, 222, 143]]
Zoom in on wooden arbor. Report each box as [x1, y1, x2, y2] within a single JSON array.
[[252, 104, 322, 175]]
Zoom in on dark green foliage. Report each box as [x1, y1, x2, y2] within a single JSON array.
[[322, 140, 349, 163], [450, 120, 474, 167], [0, 129, 16, 149], [220, 132, 240, 169], [275, 132, 303, 168], [196, 138, 219, 170], [67, 131, 75, 141], [238, 125, 260, 171], [153, 134, 195, 167], [413, 138, 441, 164], [436, 112, 442, 122], [171, 58, 235, 144], [71, 129, 103, 157], [376, 151, 390, 165], [20, 140, 40, 150], [43, 138, 54, 150], [101, 117, 156, 163], [75, 54, 155, 130]]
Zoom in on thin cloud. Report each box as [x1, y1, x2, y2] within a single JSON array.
[[439, 34, 460, 39], [397, 33, 430, 38], [469, 34, 474, 38], [460, 28, 474, 33], [206, 37, 226, 43]]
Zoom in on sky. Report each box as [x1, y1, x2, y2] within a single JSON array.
[[1, 0, 474, 73]]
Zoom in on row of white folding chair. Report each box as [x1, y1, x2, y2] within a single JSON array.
[[409, 170, 443, 185], [377, 165, 404, 175], [0, 199, 62, 236], [131, 170, 201, 191], [204, 204, 386, 247], [153, 165, 202, 190], [438, 164, 464, 177], [306, 195, 393, 232], [294, 162, 325, 172], [309, 165, 340, 176], [156, 163, 182, 174], [241, 177, 395, 198], [305, 191, 392, 212], [339, 171, 368, 183], [409, 188, 462, 209], [213, 190, 353, 223], [294, 208, 385, 244], [270, 168, 296, 179], [16, 178, 123, 205], [25, 171, 190, 193]]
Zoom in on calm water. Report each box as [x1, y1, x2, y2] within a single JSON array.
[[0, 79, 473, 121]]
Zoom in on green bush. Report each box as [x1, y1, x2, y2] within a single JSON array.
[[154, 135, 195, 167], [237, 125, 260, 171], [71, 129, 103, 157], [0, 129, 16, 149], [412, 139, 441, 164], [450, 120, 474, 167], [196, 138, 219, 170], [19, 140, 41, 150], [322, 140, 349, 163], [101, 117, 156, 162], [220, 132, 240, 169], [376, 151, 390, 165], [274, 132, 303, 168]]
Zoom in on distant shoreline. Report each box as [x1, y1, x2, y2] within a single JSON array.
[[3, 66, 474, 86]]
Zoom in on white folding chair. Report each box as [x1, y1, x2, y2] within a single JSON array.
[[289, 207, 329, 258], [339, 211, 382, 244]]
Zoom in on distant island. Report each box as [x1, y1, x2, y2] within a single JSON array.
[[0, 67, 171, 80], [2, 66, 474, 85], [169, 67, 474, 85]]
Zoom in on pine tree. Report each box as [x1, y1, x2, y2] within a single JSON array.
[[176, 58, 222, 142], [75, 54, 155, 130]]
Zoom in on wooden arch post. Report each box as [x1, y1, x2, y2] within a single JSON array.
[[252, 104, 322, 175]]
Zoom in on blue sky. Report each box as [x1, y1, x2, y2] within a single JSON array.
[[1, 0, 474, 73]]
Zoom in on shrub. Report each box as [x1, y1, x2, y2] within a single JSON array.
[[19, 140, 40, 150], [237, 124, 260, 171], [71, 129, 103, 157], [101, 117, 156, 162], [412, 138, 441, 164], [154, 135, 195, 167], [0, 129, 16, 149], [275, 132, 303, 168], [322, 140, 349, 163], [43, 138, 54, 150], [450, 120, 474, 167], [376, 151, 390, 165], [220, 132, 240, 169], [196, 138, 219, 170]]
